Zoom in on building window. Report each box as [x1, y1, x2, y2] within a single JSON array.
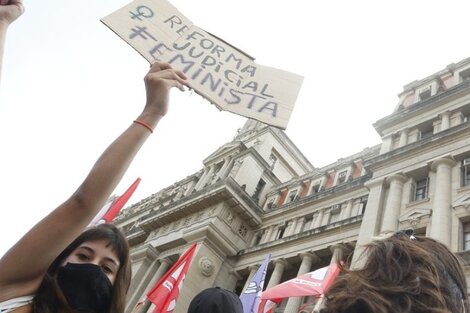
[[286, 190, 298, 203], [464, 223, 470, 251], [337, 171, 347, 184], [311, 183, 321, 194], [359, 196, 368, 214], [252, 179, 266, 201], [238, 225, 248, 237], [252, 233, 262, 247], [413, 178, 429, 201], [269, 153, 277, 169], [266, 197, 276, 209], [419, 88, 432, 101], [460, 68, 470, 82], [462, 158, 470, 187], [419, 129, 433, 140], [275, 226, 286, 240]]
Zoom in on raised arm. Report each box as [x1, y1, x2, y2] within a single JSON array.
[[0, 63, 187, 299], [0, 0, 24, 83]]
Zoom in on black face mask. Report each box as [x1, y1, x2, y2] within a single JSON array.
[[57, 263, 113, 313]]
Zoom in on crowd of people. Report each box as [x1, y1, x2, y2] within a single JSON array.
[[0, 1, 468, 313]]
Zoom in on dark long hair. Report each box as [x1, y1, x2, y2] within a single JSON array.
[[322, 233, 468, 313], [32, 224, 131, 313]]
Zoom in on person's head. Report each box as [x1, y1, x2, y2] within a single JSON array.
[[321, 232, 468, 313], [187, 287, 243, 313], [33, 223, 131, 313]]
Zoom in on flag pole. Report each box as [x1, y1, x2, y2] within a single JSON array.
[[134, 299, 152, 313], [145, 243, 198, 313]]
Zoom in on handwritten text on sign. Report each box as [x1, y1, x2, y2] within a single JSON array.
[[102, 0, 303, 129]]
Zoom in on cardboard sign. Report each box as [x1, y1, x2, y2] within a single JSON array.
[[102, 0, 304, 129]]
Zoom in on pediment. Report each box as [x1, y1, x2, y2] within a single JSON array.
[[399, 208, 432, 225], [452, 189, 470, 209], [204, 141, 244, 163]]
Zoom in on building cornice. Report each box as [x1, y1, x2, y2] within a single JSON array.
[[364, 121, 470, 170], [137, 177, 263, 231], [374, 80, 470, 136]]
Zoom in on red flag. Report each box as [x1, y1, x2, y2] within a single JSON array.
[[298, 301, 316, 313], [259, 263, 341, 309], [88, 195, 118, 226], [100, 177, 141, 223], [147, 243, 197, 313], [257, 299, 278, 313]]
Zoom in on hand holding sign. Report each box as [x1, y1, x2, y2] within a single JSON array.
[[144, 62, 187, 119], [102, 0, 303, 129], [0, 0, 24, 25]]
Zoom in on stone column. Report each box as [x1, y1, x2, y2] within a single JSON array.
[[284, 253, 316, 313], [125, 246, 159, 312], [381, 173, 407, 233], [147, 258, 172, 290], [440, 111, 451, 131], [224, 270, 243, 290], [309, 215, 317, 229], [261, 226, 275, 244], [223, 158, 235, 178], [340, 200, 353, 220], [203, 165, 217, 186], [284, 219, 294, 237], [215, 157, 232, 181], [174, 186, 186, 200], [133, 258, 172, 313], [313, 245, 347, 313], [352, 178, 386, 268], [192, 167, 209, 191], [330, 243, 347, 263], [398, 128, 408, 147], [266, 259, 287, 289], [249, 232, 261, 247], [214, 158, 229, 181], [242, 265, 259, 292], [313, 209, 324, 228], [290, 218, 299, 236], [323, 210, 331, 226], [272, 225, 282, 241], [295, 217, 306, 233], [183, 179, 197, 196], [430, 157, 456, 246], [227, 270, 242, 292]]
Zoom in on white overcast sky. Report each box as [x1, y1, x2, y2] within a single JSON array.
[[1, 0, 470, 256]]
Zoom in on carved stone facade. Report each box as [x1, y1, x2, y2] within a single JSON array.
[[115, 57, 470, 313]]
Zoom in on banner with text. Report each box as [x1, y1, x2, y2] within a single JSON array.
[[102, 0, 304, 129]]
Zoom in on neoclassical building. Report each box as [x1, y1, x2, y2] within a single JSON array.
[[114, 57, 470, 313]]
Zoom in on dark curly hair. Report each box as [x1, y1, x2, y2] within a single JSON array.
[[322, 233, 468, 313]]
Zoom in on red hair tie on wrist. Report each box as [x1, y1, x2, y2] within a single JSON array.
[[133, 120, 154, 133]]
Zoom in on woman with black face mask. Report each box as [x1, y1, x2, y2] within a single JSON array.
[[0, 62, 188, 313]]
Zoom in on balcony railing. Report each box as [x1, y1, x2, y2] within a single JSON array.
[[238, 214, 363, 255]]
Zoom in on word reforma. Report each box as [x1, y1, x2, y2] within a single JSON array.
[[167, 30, 279, 118]]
